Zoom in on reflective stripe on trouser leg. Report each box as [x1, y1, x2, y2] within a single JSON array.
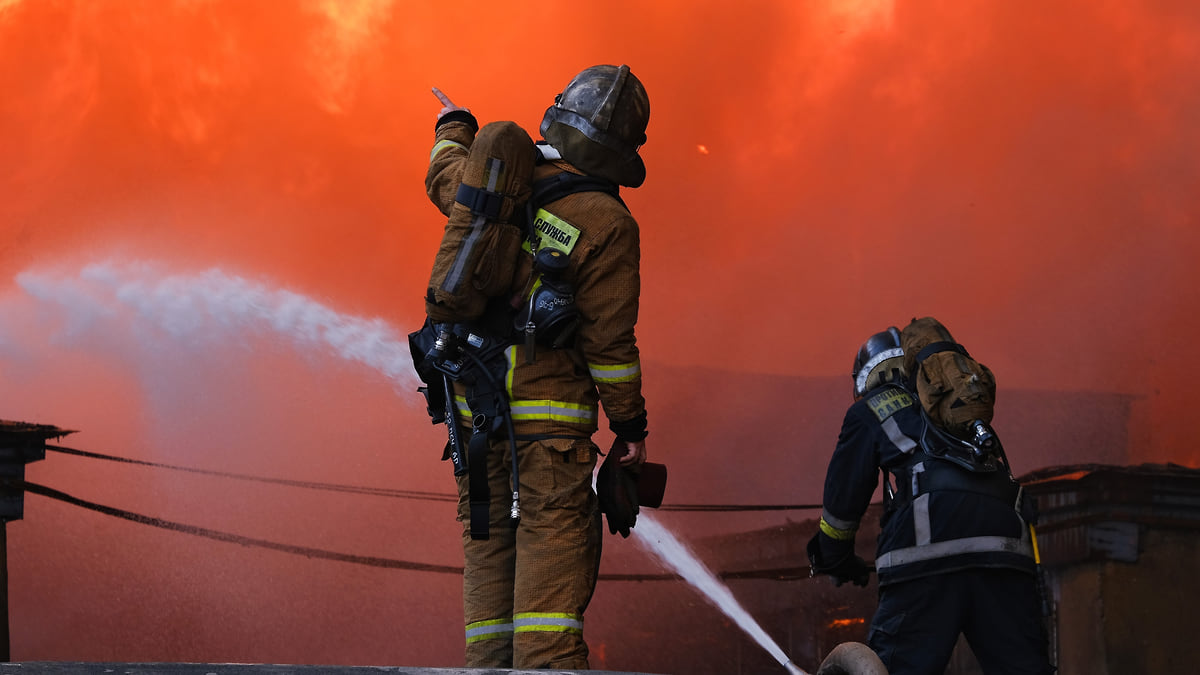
[[511, 437, 601, 670], [457, 435, 519, 668]]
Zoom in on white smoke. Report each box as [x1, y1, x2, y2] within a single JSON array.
[[9, 260, 418, 390]]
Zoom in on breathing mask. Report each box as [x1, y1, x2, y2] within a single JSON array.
[[516, 247, 580, 363]]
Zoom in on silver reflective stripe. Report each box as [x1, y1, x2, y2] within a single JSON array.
[[536, 144, 562, 162], [465, 619, 513, 643], [913, 493, 932, 546], [910, 462, 926, 498], [821, 509, 859, 533], [443, 214, 487, 293], [588, 361, 641, 383], [485, 157, 501, 192], [875, 535, 1034, 570], [855, 347, 903, 393], [881, 416, 917, 454], [513, 613, 583, 634]]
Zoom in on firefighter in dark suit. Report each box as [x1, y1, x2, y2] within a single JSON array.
[[807, 326, 1054, 675]]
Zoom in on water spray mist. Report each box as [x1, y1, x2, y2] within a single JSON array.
[[633, 514, 810, 674]]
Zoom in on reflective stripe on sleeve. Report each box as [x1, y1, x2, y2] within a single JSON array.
[[430, 139, 467, 162], [465, 618, 513, 644], [513, 612, 583, 635], [588, 360, 641, 383], [819, 510, 859, 541]]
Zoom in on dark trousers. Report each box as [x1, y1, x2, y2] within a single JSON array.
[[868, 568, 1054, 675]]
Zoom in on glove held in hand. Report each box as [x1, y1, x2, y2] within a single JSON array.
[[596, 441, 639, 538]]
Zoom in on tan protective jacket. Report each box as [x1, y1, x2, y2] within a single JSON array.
[[426, 118, 647, 440]]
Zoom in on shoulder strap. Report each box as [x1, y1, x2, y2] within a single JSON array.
[[531, 172, 625, 212], [914, 340, 969, 366]]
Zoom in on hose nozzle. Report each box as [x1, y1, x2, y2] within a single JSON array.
[[783, 660, 808, 675]]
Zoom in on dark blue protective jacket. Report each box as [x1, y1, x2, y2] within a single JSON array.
[[817, 383, 1035, 586]]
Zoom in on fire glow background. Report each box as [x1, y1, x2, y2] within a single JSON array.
[[0, 0, 1197, 668]]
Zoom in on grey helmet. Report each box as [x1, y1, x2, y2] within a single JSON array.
[[851, 327, 906, 398], [539, 64, 650, 188]]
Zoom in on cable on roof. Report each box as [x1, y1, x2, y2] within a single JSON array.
[[7, 478, 816, 582], [46, 445, 825, 511]]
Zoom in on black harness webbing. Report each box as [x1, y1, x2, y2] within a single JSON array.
[[901, 457, 1021, 506], [530, 173, 624, 213], [454, 156, 513, 221], [455, 182, 504, 220], [466, 420, 492, 540], [914, 340, 969, 366], [460, 348, 511, 541]]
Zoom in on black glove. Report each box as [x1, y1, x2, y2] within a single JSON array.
[[829, 555, 872, 587], [596, 442, 639, 538], [807, 533, 872, 587]]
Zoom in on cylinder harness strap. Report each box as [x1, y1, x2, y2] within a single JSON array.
[[914, 340, 970, 366], [459, 344, 521, 541]]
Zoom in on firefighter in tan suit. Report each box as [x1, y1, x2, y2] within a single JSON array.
[[425, 65, 651, 669]]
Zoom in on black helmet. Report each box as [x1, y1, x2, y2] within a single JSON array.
[[540, 64, 650, 188], [851, 327, 905, 397]]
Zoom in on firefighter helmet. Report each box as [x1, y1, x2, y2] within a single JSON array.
[[852, 327, 906, 398], [540, 64, 650, 188]]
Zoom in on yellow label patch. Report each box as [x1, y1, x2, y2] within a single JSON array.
[[867, 388, 914, 421], [524, 208, 580, 255]]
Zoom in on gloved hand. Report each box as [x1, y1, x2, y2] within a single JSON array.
[[596, 441, 639, 538], [829, 555, 872, 587], [807, 533, 872, 587]]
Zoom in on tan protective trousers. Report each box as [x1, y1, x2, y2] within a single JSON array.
[[455, 435, 602, 669]]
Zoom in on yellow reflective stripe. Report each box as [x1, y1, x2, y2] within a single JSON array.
[[454, 395, 471, 421], [588, 360, 641, 383], [502, 347, 596, 424], [505, 346, 517, 398], [430, 139, 466, 162], [513, 612, 583, 634], [509, 400, 597, 423], [465, 618, 513, 643], [820, 516, 858, 541], [455, 391, 595, 425]]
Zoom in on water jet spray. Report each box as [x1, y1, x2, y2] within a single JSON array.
[[633, 514, 811, 674]]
